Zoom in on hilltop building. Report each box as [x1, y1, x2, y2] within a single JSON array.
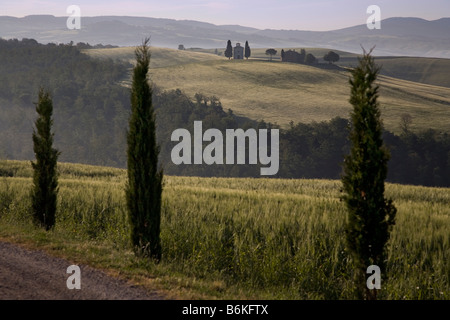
[[281, 49, 306, 64], [234, 43, 244, 59]]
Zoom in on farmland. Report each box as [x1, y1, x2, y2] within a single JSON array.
[[1, 160, 448, 299], [85, 46, 450, 133]]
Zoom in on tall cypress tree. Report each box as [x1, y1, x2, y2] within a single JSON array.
[[31, 88, 59, 230], [225, 40, 233, 60], [126, 38, 163, 261], [342, 49, 396, 300], [244, 40, 251, 60]]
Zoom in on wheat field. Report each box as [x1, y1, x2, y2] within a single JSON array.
[[0, 160, 448, 299]]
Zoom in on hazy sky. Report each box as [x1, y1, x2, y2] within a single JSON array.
[[2, 0, 450, 30]]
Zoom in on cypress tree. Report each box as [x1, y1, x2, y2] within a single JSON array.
[[342, 49, 396, 300], [31, 88, 59, 230], [244, 40, 251, 60], [126, 38, 163, 261], [225, 40, 233, 60]]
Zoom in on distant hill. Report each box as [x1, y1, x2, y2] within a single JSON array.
[[83, 46, 450, 133], [0, 15, 449, 58]]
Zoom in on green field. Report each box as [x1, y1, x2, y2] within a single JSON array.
[[1, 160, 448, 299], [85, 46, 450, 133]]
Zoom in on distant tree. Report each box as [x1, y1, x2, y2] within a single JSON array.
[[214, 48, 218, 55], [342, 49, 397, 300], [324, 51, 340, 64], [31, 88, 60, 230], [400, 113, 413, 135], [300, 49, 306, 63], [76, 42, 92, 49], [126, 38, 163, 261], [225, 40, 233, 60], [245, 41, 251, 59], [265, 48, 277, 61], [281, 49, 285, 61], [178, 44, 185, 50], [305, 53, 317, 64]]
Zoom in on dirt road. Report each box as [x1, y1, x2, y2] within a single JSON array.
[[0, 241, 164, 300]]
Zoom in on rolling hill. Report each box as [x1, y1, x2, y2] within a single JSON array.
[[85, 46, 450, 133], [1, 39, 448, 185]]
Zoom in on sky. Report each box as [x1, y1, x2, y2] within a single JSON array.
[[2, 0, 450, 31]]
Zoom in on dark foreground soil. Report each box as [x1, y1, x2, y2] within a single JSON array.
[[0, 241, 164, 300]]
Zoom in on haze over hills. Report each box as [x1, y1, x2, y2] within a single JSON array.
[[0, 15, 449, 58]]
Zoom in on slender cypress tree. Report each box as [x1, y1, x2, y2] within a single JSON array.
[[31, 88, 59, 230], [244, 40, 251, 60], [225, 40, 233, 60], [342, 49, 396, 300], [126, 38, 163, 261]]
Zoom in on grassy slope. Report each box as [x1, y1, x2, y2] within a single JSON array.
[[0, 160, 449, 299], [85, 46, 450, 133], [84, 46, 223, 69], [361, 57, 450, 89]]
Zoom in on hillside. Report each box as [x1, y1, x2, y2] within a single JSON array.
[[85, 46, 223, 69], [372, 57, 450, 88], [1, 40, 448, 186], [85, 46, 450, 133]]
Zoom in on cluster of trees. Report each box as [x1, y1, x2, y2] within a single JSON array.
[[74, 42, 118, 49], [280, 119, 449, 187], [0, 37, 131, 166], [0, 38, 118, 50], [281, 48, 318, 65]]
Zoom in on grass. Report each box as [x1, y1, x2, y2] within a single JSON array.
[[347, 56, 450, 89], [84, 46, 223, 69], [0, 160, 448, 299], [84, 46, 450, 134]]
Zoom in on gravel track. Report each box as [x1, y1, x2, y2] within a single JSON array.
[[0, 241, 164, 300]]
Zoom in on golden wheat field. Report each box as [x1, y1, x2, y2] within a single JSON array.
[[0, 160, 448, 299]]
